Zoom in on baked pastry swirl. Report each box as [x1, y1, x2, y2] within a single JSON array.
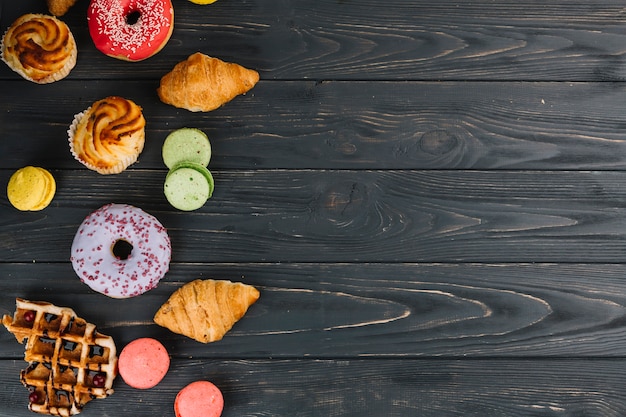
[[1, 13, 77, 84], [68, 96, 146, 174]]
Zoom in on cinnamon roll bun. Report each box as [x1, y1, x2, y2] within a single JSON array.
[[1, 14, 77, 84], [68, 96, 146, 174]]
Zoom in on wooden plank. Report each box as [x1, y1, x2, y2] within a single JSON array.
[[2, 80, 626, 170], [1, 262, 626, 358], [6, 0, 626, 416], [2, 169, 626, 263], [4, 0, 626, 81], [1, 358, 626, 416]]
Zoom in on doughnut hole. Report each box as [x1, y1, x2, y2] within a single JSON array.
[[112, 239, 133, 260], [126, 11, 141, 25]]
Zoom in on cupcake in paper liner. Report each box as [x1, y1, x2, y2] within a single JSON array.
[[1, 13, 77, 84], [68, 96, 146, 175]]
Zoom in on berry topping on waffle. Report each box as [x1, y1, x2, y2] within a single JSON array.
[[2, 298, 118, 416]]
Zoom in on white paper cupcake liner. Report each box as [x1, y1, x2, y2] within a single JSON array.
[[1, 14, 77, 84], [68, 107, 142, 175]]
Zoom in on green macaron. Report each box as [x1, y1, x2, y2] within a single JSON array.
[[164, 162, 215, 211], [162, 128, 212, 169]]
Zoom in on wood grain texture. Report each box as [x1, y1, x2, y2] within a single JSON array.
[[4, 0, 626, 81], [2, 170, 626, 263], [3, 0, 626, 415], [1, 358, 626, 417], [3, 80, 626, 170], [1, 262, 625, 358]]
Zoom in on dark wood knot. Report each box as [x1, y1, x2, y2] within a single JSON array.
[[419, 129, 459, 155]]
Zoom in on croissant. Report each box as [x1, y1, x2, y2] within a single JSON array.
[[154, 279, 260, 343], [46, 0, 79, 16], [157, 52, 259, 112]]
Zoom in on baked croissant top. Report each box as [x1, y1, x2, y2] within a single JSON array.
[[1, 13, 77, 84], [154, 279, 260, 343], [157, 52, 259, 112], [46, 0, 80, 16], [68, 96, 146, 175]]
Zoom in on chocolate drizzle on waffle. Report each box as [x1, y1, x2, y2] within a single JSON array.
[[2, 298, 118, 416]]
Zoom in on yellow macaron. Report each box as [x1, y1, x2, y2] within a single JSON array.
[[187, 0, 218, 4], [7, 166, 56, 211]]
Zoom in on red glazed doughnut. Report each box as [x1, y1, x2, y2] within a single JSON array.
[[87, 0, 174, 61]]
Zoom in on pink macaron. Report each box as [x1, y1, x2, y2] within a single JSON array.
[[118, 337, 170, 389], [175, 380, 224, 417]]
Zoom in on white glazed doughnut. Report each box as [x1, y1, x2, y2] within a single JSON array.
[[70, 203, 171, 298]]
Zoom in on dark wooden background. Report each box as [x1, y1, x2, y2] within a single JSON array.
[[3, 0, 626, 415]]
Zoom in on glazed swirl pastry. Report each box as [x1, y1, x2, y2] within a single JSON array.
[[1, 13, 77, 84], [68, 96, 146, 174]]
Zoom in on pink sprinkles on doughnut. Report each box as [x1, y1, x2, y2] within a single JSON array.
[[88, 0, 174, 61], [70, 203, 171, 298]]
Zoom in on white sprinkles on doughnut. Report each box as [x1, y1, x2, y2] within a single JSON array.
[[71, 203, 171, 298], [88, 0, 173, 60]]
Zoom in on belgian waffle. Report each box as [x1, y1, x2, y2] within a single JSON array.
[[2, 298, 118, 416]]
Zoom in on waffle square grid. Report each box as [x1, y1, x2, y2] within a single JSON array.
[[2, 298, 118, 416]]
